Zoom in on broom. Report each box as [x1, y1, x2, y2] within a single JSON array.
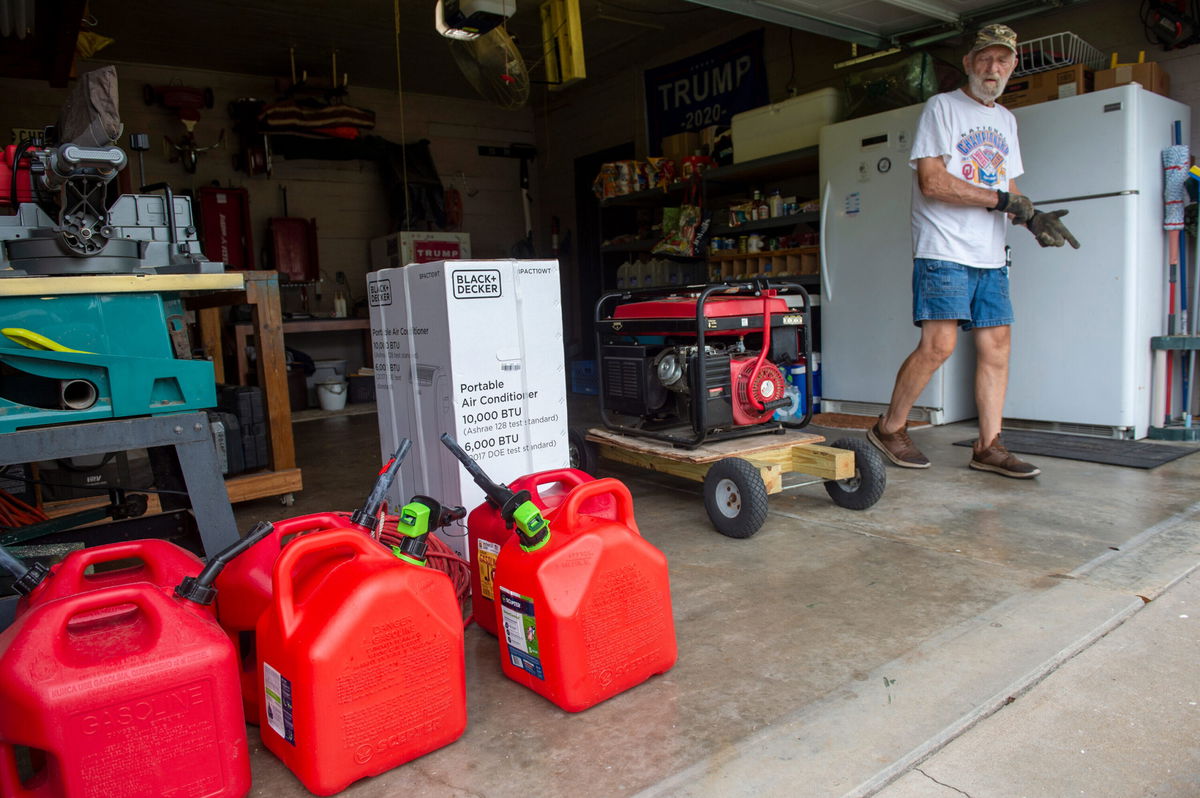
[[1163, 128, 1188, 424]]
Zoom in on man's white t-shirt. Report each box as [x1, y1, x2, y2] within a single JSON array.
[[909, 88, 1024, 269]]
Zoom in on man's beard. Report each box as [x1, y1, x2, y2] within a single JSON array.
[[968, 71, 1008, 102]]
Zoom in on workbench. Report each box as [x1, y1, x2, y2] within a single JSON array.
[[0, 271, 304, 505], [189, 271, 304, 502], [0, 413, 240, 556], [231, 316, 372, 386]]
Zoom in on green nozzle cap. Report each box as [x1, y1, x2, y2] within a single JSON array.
[[513, 502, 550, 552]]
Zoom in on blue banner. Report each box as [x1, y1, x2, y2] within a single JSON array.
[[644, 30, 767, 154]]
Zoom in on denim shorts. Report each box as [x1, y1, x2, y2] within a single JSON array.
[[911, 258, 1013, 330]]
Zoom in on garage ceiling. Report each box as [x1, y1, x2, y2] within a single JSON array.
[[684, 0, 1097, 48], [2, 0, 1095, 96], [75, 0, 734, 99]]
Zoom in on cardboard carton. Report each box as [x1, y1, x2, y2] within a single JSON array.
[[370, 231, 472, 271], [1095, 62, 1170, 97], [367, 260, 568, 558], [660, 131, 701, 165], [1000, 65, 1092, 109]]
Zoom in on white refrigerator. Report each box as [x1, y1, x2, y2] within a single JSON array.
[[818, 103, 977, 425], [1006, 85, 1189, 439], [818, 84, 1190, 437]]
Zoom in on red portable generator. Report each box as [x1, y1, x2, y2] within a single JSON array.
[[595, 280, 813, 447]]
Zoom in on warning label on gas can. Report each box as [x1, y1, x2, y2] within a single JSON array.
[[264, 662, 295, 745], [477, 539, 501, 601], [499, 587, 543, 680]]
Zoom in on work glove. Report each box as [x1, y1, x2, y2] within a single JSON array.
[[1020, 209, 1081, 249], [991, 190, 1035, 224]]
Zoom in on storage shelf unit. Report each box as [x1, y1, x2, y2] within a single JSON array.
[[709, 246, 819, 280], [596, 145, 822, 292], [710, 211, 818, 237]]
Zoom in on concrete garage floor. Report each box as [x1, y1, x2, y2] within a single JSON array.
[[232, 410, 1200, 797]]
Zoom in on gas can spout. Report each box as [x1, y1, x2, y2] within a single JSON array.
[[440, 433, 551, 551], [350, 439, 413, 531], [0, 543, 48, 596], [175, 520, 275, 605]]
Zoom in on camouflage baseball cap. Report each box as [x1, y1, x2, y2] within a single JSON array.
[[969, 23, 1017, 54]]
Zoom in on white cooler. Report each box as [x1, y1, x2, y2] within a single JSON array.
[[731, 87, 844, 162]]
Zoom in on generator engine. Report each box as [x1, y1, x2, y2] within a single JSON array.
[[595, 281, 813, 447]]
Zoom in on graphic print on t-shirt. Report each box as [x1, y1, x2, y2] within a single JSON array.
[[955, 126, 1010, 187]]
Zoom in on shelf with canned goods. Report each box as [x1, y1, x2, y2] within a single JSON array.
[[709, 211, 819, 237]]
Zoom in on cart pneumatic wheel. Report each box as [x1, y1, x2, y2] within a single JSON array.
[[824, 438, 886, 510], [568, 427, 598, 476], [703, 457, 769, 538]]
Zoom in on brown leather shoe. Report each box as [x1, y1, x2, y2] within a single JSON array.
[[867, 416, 930, 468], [970, 434, 1041, 478]]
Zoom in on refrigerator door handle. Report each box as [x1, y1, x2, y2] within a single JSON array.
[[820, 180, 833, 303]]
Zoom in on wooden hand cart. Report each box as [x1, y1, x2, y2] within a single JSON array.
[[571, 426, 886, 538]]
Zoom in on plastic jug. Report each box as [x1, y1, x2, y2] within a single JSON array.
[[15, 538, 206, 621], [467, 468, 622, 636], [493, 478, 677, 712], [256, 529, 467, 796], [0, 584, 250, 798], [215, 511, 352, 723]]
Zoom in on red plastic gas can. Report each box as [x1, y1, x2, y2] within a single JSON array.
[[215, 511, 352, 723], [0, 144, 36, 206], [256, 529, 467, 795], [15, 539, 206, 620], [0, 584, 250, 798], [467, 468, 624, 635], [493, 478, 676, 712]]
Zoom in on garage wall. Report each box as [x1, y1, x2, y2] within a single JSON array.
[[0, 59, 535, 317], [532, 0, 1200, 331]]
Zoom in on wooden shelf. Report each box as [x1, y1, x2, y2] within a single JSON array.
[[224, 469, 303, 504], [710, 245, 819, 261], [600, 238, 660, 253], [599, 184, 685, 208], [709, 247, 819, 281], [190, 271, 302, 505], [710, 211, 819, 236], [703, 146, 820, 187], [291, 403, 377, 423]]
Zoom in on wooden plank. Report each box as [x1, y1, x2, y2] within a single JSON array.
[[0, 273, 244, 296], [595, 442, 712, 483], [43, 492, 163, 522], [224, 469, 304, 504], [244, 272, 296, 472], [789, 444, 855, 481], [760, 463, 783, 494], [197, 307, 224, 383], [596, 439, 785, 494], [42, 470, 304, 514], [585, 426, 824, 464]]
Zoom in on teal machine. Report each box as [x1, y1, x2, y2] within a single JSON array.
[[0, 66, 223, 434], [0, 293, 217, 434]]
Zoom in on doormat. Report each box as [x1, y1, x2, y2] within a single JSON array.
[[810, 413, 929, 431], [952, 430, 1197, 469]]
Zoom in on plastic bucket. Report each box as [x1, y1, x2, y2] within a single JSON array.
[[316, 379, 347, 411]]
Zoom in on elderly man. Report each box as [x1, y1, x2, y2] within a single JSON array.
[[867, 23, 1079, 479]]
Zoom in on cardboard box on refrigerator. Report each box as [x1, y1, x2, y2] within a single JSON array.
[[999, 64, 1092, 109], [1095, 62, 1170, 97], [367, 260, 568, 559], [369, 231, 472, 270]]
